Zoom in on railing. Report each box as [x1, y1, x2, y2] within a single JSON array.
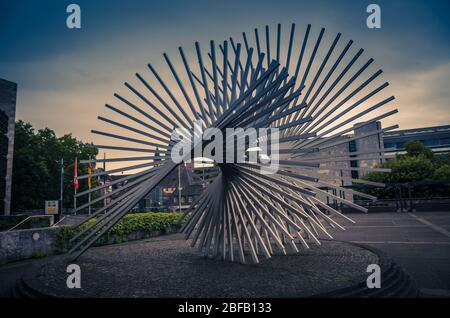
[[321, 180, 450, 213], [7, 215, 53, 232], [52, 216, 66, 227]]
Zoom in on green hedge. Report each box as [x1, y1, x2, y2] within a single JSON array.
[[55, 212, 185, 252]]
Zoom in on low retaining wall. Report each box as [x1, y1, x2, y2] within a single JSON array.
[[0, 227, 61, 264], [0, 226, 179, 265]]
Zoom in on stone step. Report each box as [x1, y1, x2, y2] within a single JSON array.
[[13, 277, 54, 298], [13, 279, 36, 298], [384, 270, 419, 298], [312, 244, 420, 298], [363, 265, 404, 297]]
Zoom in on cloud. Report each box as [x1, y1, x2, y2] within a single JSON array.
[[2, 0, 449, 144], [389, 61, 450, 129]]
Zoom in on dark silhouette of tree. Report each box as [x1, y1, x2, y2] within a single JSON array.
[[360, 141, 450, 198], [11, 120, 98, 212]]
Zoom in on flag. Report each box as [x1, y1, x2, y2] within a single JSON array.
[[88, 159, 92, 190], [73, 157, 79, 190]]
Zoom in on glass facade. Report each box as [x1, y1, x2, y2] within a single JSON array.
[[383, 125, 450, 153]]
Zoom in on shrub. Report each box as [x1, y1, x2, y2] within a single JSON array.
[[55, 212, 184, 252], [434, 164, 450, 180]]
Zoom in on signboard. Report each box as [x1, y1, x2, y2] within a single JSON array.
[[45, 200, 59, 215]]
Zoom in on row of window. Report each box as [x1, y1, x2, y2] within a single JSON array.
[[142, 195, 195, 207], [173, 196, 194, 204], [384, 137, 450, 150]]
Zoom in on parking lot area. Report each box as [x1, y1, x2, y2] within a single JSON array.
[[332, 211, 450, 297]]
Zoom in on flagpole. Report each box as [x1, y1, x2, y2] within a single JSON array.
[[74, 156, 77, 214], [60, 158, 64, 219], [178, 165, 181, 213], [88, 156, 91, 216], [103, 152, 106, 209]]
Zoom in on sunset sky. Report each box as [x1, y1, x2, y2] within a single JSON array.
[[1, 0, 450, 149]]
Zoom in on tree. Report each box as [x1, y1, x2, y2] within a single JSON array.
[[384, 155, 435, 183], [11, 121, 99, 212], [435, 153, 450, 166], [434, 164, 450, 180], [403, 141, 434, 160], [360, 141, 450, 198]]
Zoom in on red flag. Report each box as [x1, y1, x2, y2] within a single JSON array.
[[74, 157, 79, 190]]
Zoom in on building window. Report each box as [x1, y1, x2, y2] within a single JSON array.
[[350, 160, 359, 179], [348, 140, 357, 153], [396, 142, 405, 149], [163, 187, 176, 194], [384, 142, 396, 149], [440, 138, 450, 146], [423, 139, 439, 146]]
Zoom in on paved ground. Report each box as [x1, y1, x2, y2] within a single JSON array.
[[331, 211, 450, 297], [22, 237, 379, 298], [0, 211, 449, 297], [0, 254, 56, 297]]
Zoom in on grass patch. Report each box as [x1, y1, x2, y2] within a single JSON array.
[[32, 249, 47, 259]]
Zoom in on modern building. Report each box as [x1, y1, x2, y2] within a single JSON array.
[[0, 79, 17, 216], [295, 121, 384, 181], [291, 122, 450, 206], [108, 164, 211, 212], [138, 164, 207, 212], [383, 124, 450, 155]]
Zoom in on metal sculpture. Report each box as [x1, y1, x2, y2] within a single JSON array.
[[69, 24, 397, 263]]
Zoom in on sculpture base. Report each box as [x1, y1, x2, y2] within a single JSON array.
[[15, 233, 418, 298]]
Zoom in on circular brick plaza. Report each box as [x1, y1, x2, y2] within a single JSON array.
[[15, 233, 418, 298]]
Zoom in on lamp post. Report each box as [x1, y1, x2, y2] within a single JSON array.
[[178, 165, 182, 212]]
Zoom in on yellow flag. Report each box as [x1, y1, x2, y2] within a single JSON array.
[[88, 161, 92, 190]]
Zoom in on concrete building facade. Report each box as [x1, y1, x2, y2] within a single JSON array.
[[290, 121, 385, 204], [0, 79, 17, 215]]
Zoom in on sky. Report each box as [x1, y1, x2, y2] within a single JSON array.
[[1, 0, 450, 149]]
